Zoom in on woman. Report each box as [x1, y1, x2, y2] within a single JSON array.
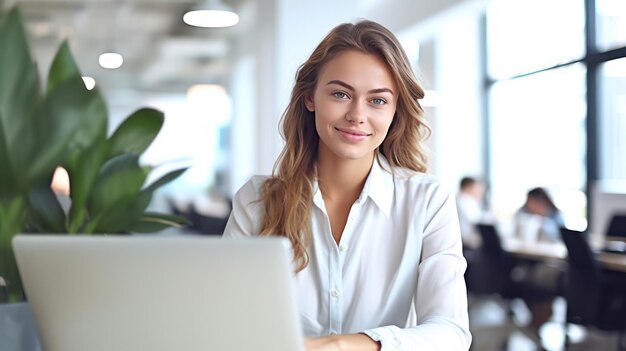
[[223, 20, 471, 351], [515, 187, 565, 242], [513, 187, 566, 331]]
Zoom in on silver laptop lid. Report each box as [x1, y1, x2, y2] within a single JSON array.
[[13, 235, 303, 351]]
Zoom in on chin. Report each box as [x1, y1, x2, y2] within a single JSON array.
[[333, 149, 374, 161]]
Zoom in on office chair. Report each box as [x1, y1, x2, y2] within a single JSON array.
[[474, 224, 563, 311], [467, 224, 521, 300], [559, 227, 626, 350]]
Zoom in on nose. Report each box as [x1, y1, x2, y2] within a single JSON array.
[[345, 100, 366, 124]]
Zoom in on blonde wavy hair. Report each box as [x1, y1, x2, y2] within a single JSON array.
[[259, 20, 431, 271]]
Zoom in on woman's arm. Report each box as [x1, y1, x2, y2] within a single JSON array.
[[305, 334, 380, 351], [361, 183, 472, 350]]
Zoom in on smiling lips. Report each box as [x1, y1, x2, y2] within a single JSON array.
[[336, 127, 371, 142]]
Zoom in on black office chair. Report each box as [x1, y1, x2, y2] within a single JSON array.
[[467, 224, 520, 299], [560, 227, 626, 350], [475, 224, 564, 314]]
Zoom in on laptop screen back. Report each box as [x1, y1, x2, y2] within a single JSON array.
[[12, 235, 303, 351]]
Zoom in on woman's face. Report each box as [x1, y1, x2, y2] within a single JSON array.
[[305, 50, 397, 165], [527, 197, 549, 216]]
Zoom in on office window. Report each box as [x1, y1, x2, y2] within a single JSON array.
[[489, 64, 587, 228], [596, 0, 626, 51], [486, 0, 585, 79], [486, 1, 589, 230], [599, 58, 626, 181]]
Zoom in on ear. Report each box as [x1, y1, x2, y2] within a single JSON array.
[[304, 95, 315, 112]]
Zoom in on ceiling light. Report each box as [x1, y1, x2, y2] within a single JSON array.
[[99, 52, 123, 69], [183, 0, 239, 28], [81, 76, 96, 90]]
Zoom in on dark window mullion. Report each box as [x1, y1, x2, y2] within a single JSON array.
[[585, 0, 598, 231]]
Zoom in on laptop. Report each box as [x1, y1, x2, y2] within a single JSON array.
[[12, 234, 303, 351]]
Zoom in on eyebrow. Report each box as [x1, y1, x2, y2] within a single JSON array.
[[326, 80, 394, 95]]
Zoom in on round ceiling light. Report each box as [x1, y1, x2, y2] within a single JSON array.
[[99, 52, 123, 69], [183, 10, 239, 28]]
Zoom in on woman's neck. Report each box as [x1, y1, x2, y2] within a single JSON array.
[[317, 151, 374, 202]]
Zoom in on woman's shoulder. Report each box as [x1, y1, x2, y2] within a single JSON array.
[[383, 165, 453, 202], [249, 174, 271, 188], [388, 165, 441, 189], [232, 175, 270, 203], [377, 155, 439, 186]]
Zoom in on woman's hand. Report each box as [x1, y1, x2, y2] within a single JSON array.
[[304, 333, 381, 351]]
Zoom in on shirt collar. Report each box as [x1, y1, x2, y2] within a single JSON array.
[[312, 153, 394, 218], [362, 154, 394, 218]]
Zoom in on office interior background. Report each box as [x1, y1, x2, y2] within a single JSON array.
[[2, 0, 625, 237]]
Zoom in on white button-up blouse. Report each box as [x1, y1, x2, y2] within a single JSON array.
[[223, 156, 471, 350]]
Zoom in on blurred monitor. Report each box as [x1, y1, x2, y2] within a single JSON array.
[[606, 213, 626, 243]]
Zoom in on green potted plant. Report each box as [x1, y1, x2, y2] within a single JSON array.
[[0, 6, 190, 306]]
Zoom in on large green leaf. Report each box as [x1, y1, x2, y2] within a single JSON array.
[[46, 40, 81, 94], [65, 139, 108, 233], [128, 167, 188, 218], [88, 199, 148, 233], [0, 7, 41, 195], [26, 180, 66, 233], [108, 108, 164, 158], [65, 87, 108, 154], [143, 167, 187, 194], [87, 154, 149, 219], [0, 111, 15, 197], [86, 166, 187, 233], [48, 43, 108, 153], [10, 75, 93, 191], [0, 8, 41, 153], [128, 212, 191, 233]]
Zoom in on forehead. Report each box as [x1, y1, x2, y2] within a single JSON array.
[[317, 50, 396, 92]]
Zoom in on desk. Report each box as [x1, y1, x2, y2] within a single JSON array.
[[503, 238, 626, 273]]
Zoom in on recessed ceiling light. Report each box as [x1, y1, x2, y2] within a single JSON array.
[[99, 52, 123, 69], [183, 0, 239, 28], [183, 10, 239, 28]]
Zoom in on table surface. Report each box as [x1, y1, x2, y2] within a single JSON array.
[[502, 238, 626, 273]]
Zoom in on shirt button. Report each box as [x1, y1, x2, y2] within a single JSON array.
[[339, 244, 348, 252], [331, 289, 340, 298]]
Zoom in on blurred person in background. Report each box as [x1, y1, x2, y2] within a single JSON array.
[[456, 176, 486, 250], [515, 187, 565, 243], [514, 187, 566, 332]]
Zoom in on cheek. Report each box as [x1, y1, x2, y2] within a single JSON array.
[[314, 104, 343, 127], [374, 112, 395, 134], [314, 113, 330, 139]]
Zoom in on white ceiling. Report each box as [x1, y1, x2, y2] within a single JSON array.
[[5, 0, 251, 100]]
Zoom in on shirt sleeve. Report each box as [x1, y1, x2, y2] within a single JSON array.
[[363, 183, 472, 350], [222, 177, 264, 238]]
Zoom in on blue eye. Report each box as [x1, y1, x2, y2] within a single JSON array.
[[333, 91, 348, 99], [372, 98, 386, 105]]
